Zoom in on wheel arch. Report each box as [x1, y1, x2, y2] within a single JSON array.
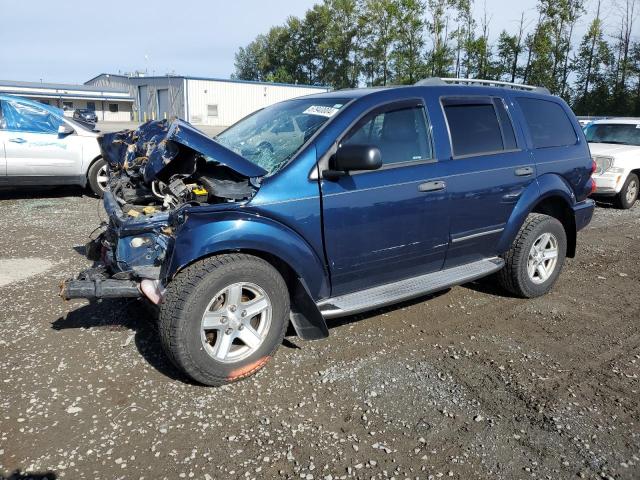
[[498, 174, 578, 257], [86, 154, 103, 176], [164, 211, 331, 340]]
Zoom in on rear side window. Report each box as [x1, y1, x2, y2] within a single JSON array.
[[443, 97, 517, 157], [517, 97, 577, 148], [342, 105, 432, 165]]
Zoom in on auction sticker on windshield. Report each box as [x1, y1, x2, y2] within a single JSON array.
[[303, 105, 341, 118]]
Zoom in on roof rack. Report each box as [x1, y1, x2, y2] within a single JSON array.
[[415, 77, 550, 94]]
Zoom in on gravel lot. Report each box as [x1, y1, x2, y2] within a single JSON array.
[[0, 188, 638, 480]]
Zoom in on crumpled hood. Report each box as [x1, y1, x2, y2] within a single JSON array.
[[98, 119, 267, 183]]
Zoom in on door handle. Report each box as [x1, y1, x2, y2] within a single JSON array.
[[514, 166, 534, 177], [419, 180, 446, 192], [9, 138, 26, 144]]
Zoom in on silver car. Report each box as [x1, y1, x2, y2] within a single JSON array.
[[0, 94, 107, 196]]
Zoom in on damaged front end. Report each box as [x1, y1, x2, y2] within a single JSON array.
[[61, 119, 266, 304]]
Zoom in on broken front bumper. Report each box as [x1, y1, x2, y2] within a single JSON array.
[[60, 191, 173, 304]]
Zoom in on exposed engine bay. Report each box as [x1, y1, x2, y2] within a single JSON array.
[[99, 119, 266, 217]]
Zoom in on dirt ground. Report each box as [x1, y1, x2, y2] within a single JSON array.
[[0, 187, 638, 480]]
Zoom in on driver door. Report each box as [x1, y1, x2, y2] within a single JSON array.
[[1, 99, 83, 178], [320, 99, 449, 296]]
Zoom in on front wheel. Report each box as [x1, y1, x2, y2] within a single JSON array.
[[87, 158, 109, 197], [615, 173, 638, 209], [497, 213, 567, 298], [159, 254, 290, 386]]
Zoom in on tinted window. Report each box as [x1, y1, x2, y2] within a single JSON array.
[[517, 97, 577, 148], [342, 106, 432, 165], [444, 102, 504, 157]]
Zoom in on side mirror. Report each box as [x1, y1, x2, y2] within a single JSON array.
[[58, 124, 74, 136], [325, 144, 382, 179]]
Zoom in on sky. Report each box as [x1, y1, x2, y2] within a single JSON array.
[[0, 0, 620, 85]]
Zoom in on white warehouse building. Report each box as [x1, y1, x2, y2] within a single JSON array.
[[85, 74, 330, 127]]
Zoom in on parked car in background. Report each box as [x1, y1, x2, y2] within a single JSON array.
[[62, 78, 596, 386], [73, 108, 98, 124], [586, 118, 640, 209], [0, 94, 108, 196]]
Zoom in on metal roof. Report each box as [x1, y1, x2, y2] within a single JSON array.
[[0, 79, 128, 93], [88, 73, 329, 90]]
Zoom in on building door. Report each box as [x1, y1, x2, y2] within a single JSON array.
[[138, 85, 150, 121], [157, 89, 169, 120]]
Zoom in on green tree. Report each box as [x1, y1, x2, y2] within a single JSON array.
[[391, 0, 427, 83]]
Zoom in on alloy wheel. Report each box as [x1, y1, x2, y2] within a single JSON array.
[[200, 282, 272, 363], [527, 233, 559, 285]]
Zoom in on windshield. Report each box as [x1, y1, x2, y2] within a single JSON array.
[[216, 97, 351, 174], [585, 123, 640, 146]]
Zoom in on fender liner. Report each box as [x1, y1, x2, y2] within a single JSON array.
[[497, 174, 576, 254]]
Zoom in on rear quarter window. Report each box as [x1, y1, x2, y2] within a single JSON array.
[[517, 97, 577, 149]]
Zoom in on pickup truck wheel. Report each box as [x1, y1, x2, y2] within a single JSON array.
[[615, 173, 638, 209], [497, 213, 567, 298], [159, 254, 290, 386], [87, 158, 108, 197]]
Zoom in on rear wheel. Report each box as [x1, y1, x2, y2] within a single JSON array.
[[87, 158, 108, 197], [615, 173, 638, 209], [159, 254, 289, 386], [497, 213, 567, 298]]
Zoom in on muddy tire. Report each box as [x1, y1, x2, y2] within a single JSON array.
[[497, 213, 567, 298], [87, 158, 108, 197], [159, 254, 289, 386], [615, 173, 638, 209]]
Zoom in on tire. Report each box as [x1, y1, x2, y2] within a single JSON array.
[[497, 213, 567, 298], [615, 173, 638, 209], [87, 158, 108, 197], [159, 254, 290, 386]]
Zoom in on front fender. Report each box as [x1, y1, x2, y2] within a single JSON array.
[[496, 174, 575, 253], [165, 209, 330, 300]]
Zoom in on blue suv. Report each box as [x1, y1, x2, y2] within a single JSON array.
[[62, 78, 596, 386]]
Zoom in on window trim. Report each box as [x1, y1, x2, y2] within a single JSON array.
[[315, 98, 436, 179], [440, 95, 523, 160]]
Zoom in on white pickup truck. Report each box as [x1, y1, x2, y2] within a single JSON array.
[[586, 118, 640, 209]]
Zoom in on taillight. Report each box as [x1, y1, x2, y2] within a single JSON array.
[[589, 178, 597, 196], [591, 160, 597, 175]]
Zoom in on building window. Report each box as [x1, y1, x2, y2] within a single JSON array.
[[86, 102, 96, 111], [207, 104, 218, 117], [109, 103, 119, 113], [62, 101, 73, 111]]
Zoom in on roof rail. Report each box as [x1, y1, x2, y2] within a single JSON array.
[[415, 77, 550, 94]]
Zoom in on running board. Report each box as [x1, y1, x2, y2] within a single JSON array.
[[317, 257, 504, 319]]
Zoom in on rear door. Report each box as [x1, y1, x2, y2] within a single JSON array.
[[1, 99, 83, 179], [320, 99, 449, 296], [439, 95, 536, 267]]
